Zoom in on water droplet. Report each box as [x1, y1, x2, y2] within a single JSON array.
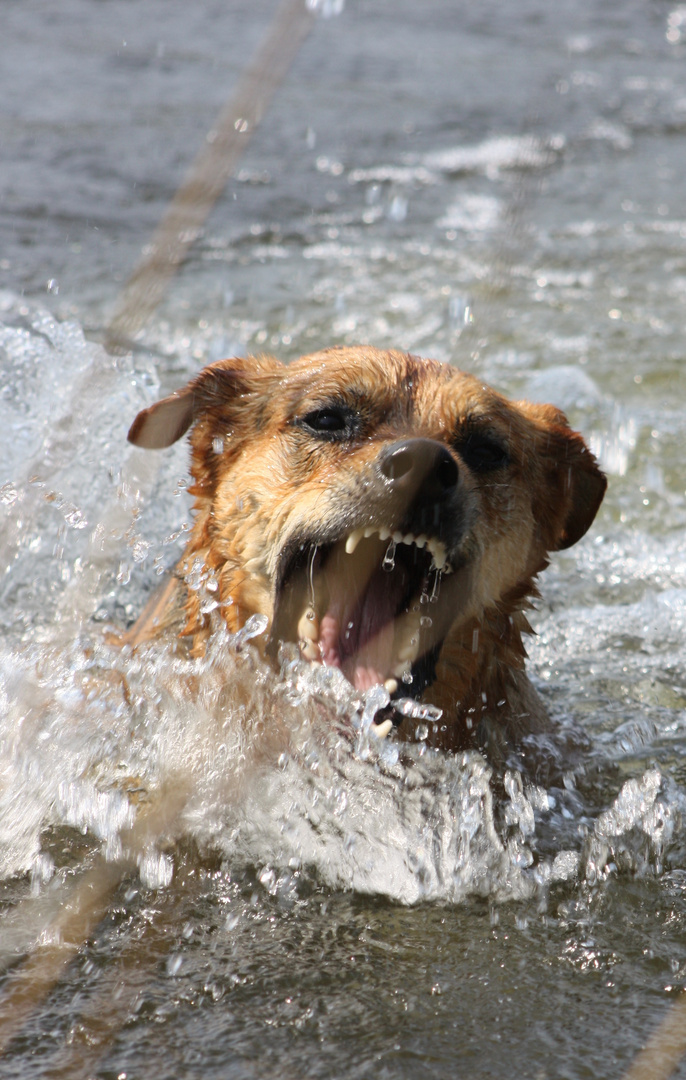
[[430, 572, 442, 603], [307, 545, 318, 609], [0, 482, 18, 507], [167, 954, 183, 977], [382, 539, 396, 571], [420, 615, 432, 628]]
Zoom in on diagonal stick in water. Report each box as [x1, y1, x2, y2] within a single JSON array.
[[105, 0, 315, 351], [0, 781, 187, 1056], [0, 0, 315, 602], [621, 993, 686, 1080], [0, 0, 317, 1053]]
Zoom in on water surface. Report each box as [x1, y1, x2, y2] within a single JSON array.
[[3, 1, 686, 1077]]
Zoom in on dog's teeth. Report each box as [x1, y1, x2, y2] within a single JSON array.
[[384, 678, 398, 695], [426, 539, 447, 570], [297, 609, 319, 642], [363, 527, 376, 538], [403, 533, 415, 546], [345, 529, 364, 555], [299, 639, 320, 662], [378, 527, 391, 541], [370, 718, 393, 739], [415, 535, 427, 548], [433, 550, 447, 571], [393, 659, 412, 678], [392, 531, 402, 544]]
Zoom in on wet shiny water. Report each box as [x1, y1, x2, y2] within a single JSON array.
[[3, 1, 686, 1077]]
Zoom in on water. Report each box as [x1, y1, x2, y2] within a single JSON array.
[[3, 0, 686, 1076]]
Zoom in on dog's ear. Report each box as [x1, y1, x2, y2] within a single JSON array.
[[128, 386, 195, 449], [518, 401, 607, 552], [127, 356, 281, 449]]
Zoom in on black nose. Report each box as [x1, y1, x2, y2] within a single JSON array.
[[379, 438, 458, 499]]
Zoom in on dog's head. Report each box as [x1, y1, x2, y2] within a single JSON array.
[[129, 346, 605, 726]]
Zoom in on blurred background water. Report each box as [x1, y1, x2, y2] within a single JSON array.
[[3, 1, 686, 1077]]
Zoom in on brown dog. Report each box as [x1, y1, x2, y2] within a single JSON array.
[[127, 346, 605, 757]]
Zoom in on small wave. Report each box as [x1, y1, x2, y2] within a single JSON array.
[[424, 134, 564, 179]]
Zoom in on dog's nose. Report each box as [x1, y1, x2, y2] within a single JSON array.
[[379, 438, 458, 498]]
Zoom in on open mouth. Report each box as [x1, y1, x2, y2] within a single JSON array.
[[271, 526, 469, 732]]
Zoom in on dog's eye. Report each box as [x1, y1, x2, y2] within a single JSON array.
[[299, 407, 354, 438], [455, 431, 509, 472]]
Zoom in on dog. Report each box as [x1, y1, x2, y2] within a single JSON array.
[[126, 345, 606, 759]]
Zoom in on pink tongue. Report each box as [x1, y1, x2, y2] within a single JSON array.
[[319, 610, 395, 691], [317, 543, 407, 691]]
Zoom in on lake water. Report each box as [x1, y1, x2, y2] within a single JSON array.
[[3, 1, 686, 1076]]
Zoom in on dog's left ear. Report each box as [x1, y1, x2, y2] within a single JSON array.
[[128, 356, 280, 449], [519, 401, 607, 552]]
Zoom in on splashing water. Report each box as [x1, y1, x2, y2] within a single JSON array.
[[0, 297, 681, 914]]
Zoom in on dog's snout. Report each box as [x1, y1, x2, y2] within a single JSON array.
[[380, 439, 458, 495]]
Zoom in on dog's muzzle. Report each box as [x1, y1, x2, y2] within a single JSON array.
[[270, 437, 475, 722]]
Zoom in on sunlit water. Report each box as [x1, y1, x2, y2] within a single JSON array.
[[4, 1, 686, 1077]]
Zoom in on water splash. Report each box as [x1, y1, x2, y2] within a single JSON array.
[[1, 298, 683, 913]]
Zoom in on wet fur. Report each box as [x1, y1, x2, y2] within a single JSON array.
[[127, 346, 606, 758]]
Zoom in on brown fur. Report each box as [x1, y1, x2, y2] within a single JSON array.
[[127, 346, 606, 756]]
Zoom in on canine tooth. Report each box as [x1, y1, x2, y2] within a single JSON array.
[[433, 550, 447, 571], [345, 529, 364, 555], [384, 678, 398, 695], [393, 660, 412, 678], [378, 527, 391, 541], [297, 609, 319, 641], [371, 718, 393, 739], [427, 540, 447, 570], [299, 639, 320, 662]]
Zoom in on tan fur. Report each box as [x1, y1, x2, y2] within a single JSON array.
[[127, 346, 606, 755]]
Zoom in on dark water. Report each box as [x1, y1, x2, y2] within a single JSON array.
[[3, 1, 686, 1077]]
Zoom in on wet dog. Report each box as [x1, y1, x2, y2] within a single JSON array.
[[127, 346, 605, 757]]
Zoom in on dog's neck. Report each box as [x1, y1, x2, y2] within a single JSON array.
[[419, 586, 548, 755]]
